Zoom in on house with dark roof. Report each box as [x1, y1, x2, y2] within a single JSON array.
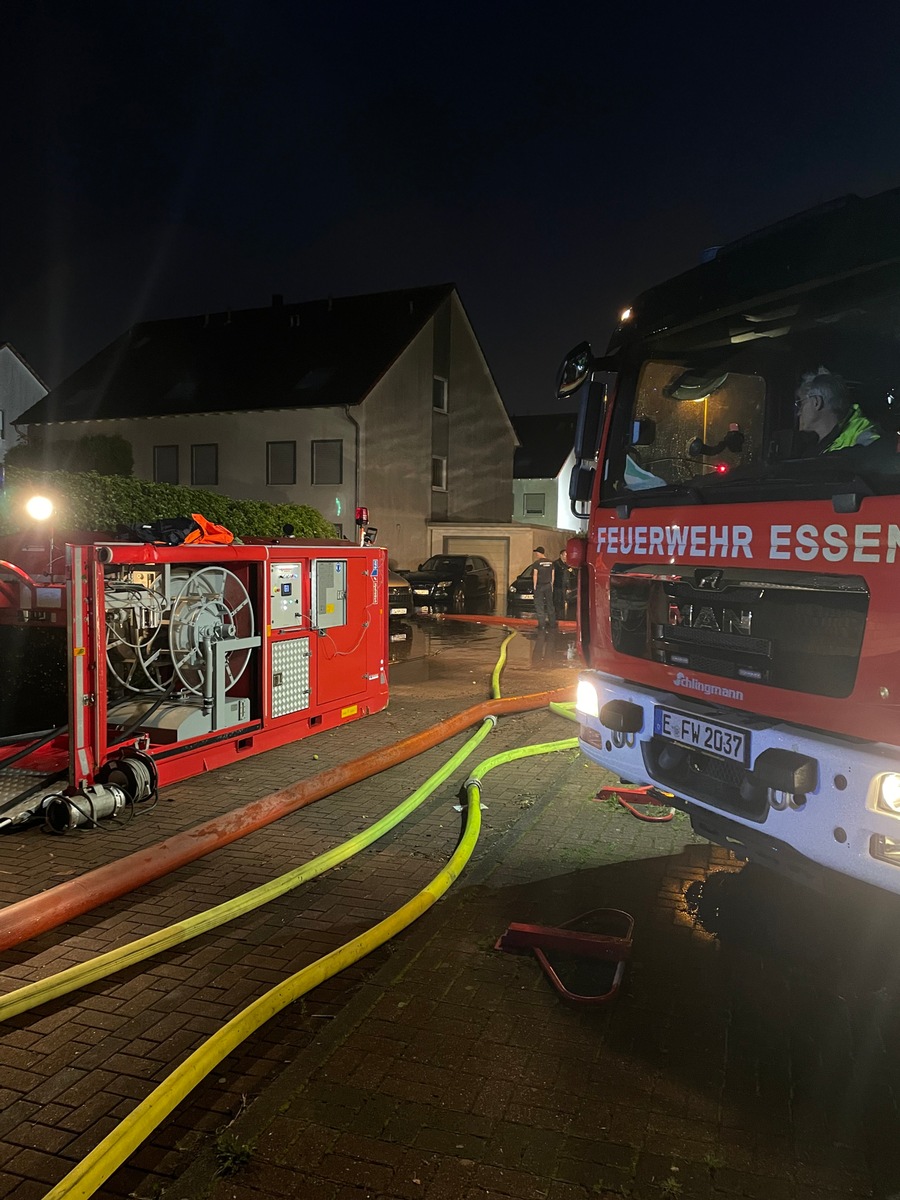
[[512, 414, 586, 535], [17, 284, 517, 569], [0, 344, 47, 465]]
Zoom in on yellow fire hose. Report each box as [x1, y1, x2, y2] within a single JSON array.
[[0, 632, 523, 1022], [491, 630, 516, 699], [42, 734, 579, 1200], [0, 716, 498, 1023]]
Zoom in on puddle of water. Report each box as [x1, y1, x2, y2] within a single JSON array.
[[388, 618, 579, 678]]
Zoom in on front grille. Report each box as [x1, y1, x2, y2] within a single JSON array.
[[662, 624, 771, 657], [611, 567, 868, 699]]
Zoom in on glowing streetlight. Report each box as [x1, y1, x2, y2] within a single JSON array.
[[25, 495, 54, 522]]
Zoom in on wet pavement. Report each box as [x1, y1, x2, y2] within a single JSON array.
[[2, 618, 900, 1199]]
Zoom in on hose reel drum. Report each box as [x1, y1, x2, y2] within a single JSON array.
[[104, 564, 260, 738]]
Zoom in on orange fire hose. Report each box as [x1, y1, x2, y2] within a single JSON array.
[[434, 613, 577, 630], [0, 687, 573, 952]]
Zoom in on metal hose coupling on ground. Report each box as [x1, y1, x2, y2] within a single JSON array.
[[0, 715, 500, 1023], [0, 685, 574, 953]]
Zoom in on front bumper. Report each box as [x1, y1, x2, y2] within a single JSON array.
[[411, 587, 452, 612], [577, 669, 900, 894]]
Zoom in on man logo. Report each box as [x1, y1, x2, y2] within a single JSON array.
[[668, 603, 752, 636]]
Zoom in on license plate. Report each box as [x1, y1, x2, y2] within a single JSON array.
[[654, 706, 749, 765], [519, 592, 533, 601], [390, 632, 408, 642], [390, 607, 407, 615]]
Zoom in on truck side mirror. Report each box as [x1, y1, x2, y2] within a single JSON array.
[[569, 462, 595, 517]]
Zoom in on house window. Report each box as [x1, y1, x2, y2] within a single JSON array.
[[267, 440, 296, 485], [524, 492, 546, 515], [154, 445, 179, 484], [431, 456, 447, 491], [432, 376, 448, 412], [312, 439, 343, 484], [333, 523, 343, 538], [191, 443, 218, 486]]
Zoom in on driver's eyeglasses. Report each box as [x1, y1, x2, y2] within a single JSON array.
[[795, 389, 824, 412]]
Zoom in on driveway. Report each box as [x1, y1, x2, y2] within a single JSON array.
[[0, 625, 897, 1199]]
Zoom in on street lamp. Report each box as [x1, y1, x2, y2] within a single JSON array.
[[25, 495, 54, 522], [25, 495, 56, 576]]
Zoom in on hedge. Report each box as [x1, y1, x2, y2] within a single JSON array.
[[6, 433, 134, 477], [0, 468, 337, 540]]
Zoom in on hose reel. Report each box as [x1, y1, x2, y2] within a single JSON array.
[[105, 565, 255, 699]]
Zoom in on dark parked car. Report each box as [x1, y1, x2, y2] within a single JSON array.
[[387, 570, 413, 621], [404, 555, 496, 614], [507, 563, 577, 619]]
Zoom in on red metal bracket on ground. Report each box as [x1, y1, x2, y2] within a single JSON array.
[[495, 909, 634, 1005], [594, 784, 675, 822]]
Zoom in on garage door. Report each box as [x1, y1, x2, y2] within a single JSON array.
[[443, 536, 511, 604]]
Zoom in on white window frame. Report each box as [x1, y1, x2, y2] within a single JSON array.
[[432, 375, 448, 412], [523, 491, 546, 515], [431, 455, 448, 491]]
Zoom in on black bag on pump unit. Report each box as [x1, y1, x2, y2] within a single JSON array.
[[120, 517, 201, 546]]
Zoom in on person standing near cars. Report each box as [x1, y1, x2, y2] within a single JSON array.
[[531, 546, 556, 630], [553, 547, 576, 620]]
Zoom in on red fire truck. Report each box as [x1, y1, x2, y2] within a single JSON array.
[[564, 188, 900, 893]]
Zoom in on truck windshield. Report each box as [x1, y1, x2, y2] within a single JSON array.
[[602, 293, 900, 502]]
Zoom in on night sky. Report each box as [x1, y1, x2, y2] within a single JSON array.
[[3, 2, 899, 412]]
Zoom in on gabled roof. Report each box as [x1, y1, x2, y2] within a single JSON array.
[[20, 284, 455, 425], [0, 343, 49, 390], [512, 414, 576, 479]]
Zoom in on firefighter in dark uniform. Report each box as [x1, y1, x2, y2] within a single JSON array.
[[531, 546, 557, 631]]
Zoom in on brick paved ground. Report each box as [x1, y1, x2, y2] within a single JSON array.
[[2, 621, 900, 1199]]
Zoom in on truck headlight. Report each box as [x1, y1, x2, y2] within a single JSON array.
[[576, 679, 599, 719], [877, 773, 900, 815]]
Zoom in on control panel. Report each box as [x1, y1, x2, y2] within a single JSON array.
[[269, 562, 304, 630]]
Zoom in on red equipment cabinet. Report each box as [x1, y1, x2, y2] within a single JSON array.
[[0, 535, 388, 828]]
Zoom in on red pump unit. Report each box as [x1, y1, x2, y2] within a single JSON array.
[[0, 534, 389, 830]]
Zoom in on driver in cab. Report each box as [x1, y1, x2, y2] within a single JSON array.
[[795, 367, 881, 453]]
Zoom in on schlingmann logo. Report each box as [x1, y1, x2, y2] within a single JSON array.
[[672, 671, 744, 701]]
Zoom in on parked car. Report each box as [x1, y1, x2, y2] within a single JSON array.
[[387, 570, 413, 621], [404, 555, 496, 614], [507, 563, 577, 619]]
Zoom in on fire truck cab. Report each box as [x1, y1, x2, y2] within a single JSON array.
[[565, 187, 900, 894]]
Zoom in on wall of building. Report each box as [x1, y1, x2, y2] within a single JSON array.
[[26, 290, 516, 572], [0, 347, 46, 464], [358, 322, 434, 571], [36, 407, 359, 535], [446, 294, 515, 523]]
